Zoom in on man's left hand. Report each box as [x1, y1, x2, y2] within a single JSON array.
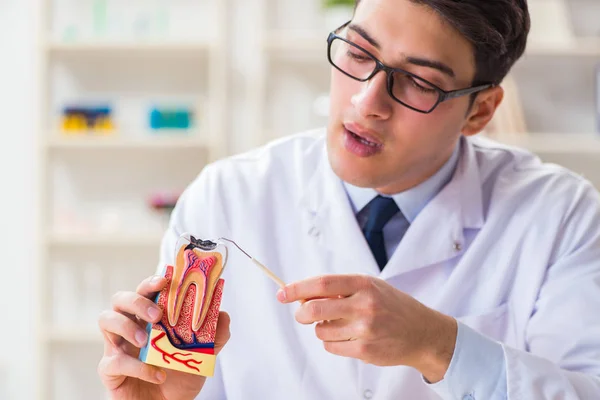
[[276, 274, 457, 383]]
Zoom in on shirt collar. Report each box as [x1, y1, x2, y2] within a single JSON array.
[[343, 140, 461, 223]]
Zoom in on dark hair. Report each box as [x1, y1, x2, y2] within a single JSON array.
[[355, 0, 531, 86]]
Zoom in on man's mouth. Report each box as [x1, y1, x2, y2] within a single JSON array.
[[342, 122, 384, 157], [347, 129, 382, 148], [343, 122, 383, 148]]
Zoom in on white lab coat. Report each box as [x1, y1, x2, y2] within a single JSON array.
[[158, 128, 600, 400]]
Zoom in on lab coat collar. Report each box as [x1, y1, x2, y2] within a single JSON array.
[[299, 135, 484, 278], [379, 136, 484, 278], [298, 140, 381, 275], [456, 135, 485, 230]]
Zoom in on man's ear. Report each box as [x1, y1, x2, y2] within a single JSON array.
[[461, 86, 504, 137]]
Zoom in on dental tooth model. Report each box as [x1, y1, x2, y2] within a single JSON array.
[[139, 233, 227, 377]]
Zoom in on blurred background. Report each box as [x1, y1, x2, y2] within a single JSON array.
[[0, 0, 598, 399]]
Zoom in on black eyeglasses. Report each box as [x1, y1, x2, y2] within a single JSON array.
[[327, 21, 494, 114]]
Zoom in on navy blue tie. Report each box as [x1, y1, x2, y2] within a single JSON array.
[[362, 195, 400, 270]]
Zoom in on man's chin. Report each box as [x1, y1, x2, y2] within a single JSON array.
[[328, 154, 375, 188], [326, 129, 382, 187]]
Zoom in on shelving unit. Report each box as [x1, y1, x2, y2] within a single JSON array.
[[35, 1, 228, 399]]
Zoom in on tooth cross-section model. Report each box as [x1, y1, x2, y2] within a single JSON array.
[[139, 233, 227, 377]]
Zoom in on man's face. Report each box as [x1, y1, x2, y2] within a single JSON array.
[[326, 0, 483, 194]]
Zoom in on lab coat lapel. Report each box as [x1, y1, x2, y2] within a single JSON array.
[[380, 137, 485, 280], [298, 146, 381, 277]]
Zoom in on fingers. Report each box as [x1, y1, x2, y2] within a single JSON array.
[[99, 310, 150, 350], [111, 291, 163, 325], [314, 319, 357, 342], [214, 311, 231, 355], [323, 340, 367, 360], [136, 275, 167, 299], [99, 275, 165, 356], [278, 274, 369, 304], [294, 297, 354, 324], [99, 354, 166, 389], [313, 319, 371, 362]]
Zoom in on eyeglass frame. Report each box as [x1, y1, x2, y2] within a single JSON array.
[[326, 21, 496, 114]]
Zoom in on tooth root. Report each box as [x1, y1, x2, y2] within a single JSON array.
[[188, 271, 207, 331], [196, 256, 223, 330], [191, 256, 218, 331], [174, 279, 194, 325], [167, 249, 190, 326], [166, 245, 225, 332]]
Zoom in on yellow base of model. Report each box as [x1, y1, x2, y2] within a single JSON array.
[[142, 328, 217, 377]]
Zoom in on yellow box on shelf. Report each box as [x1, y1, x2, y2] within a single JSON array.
[[60, 104, 116, 135]]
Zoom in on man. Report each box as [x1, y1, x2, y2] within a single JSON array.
[[98, 0, 600, 399]]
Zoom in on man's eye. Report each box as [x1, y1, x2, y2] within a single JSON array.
[[410, 78, 436, 94], [347, 51, 370, 62]]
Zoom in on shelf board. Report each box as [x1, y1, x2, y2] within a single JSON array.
[[45, 133, 209, 150], [264, 32, 325, 53], [45, 327, 103, 344], [526, 38, 600, 56], [494, 133, 600, 155], [48, 232, 163, 247], [46, 40, 213, 55]]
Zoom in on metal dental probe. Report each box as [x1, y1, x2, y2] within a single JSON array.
[[218, 237, 287, 288]]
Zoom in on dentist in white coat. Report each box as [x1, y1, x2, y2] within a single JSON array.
[[98, 0, 600, 399]]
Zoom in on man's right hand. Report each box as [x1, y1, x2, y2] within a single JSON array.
[[97, 275, 231, 400]]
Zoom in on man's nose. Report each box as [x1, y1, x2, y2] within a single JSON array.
[[351, 70, 393, 120]]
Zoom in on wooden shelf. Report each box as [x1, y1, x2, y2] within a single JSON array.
[[46, 40, 213, 55], [494, 133, 600, 154], [45, 133, 209, 150], [263, 32, 325, 53], [47, 232, 163, 247], [45, 327, 103, 344], [526, 38, 600, 56]]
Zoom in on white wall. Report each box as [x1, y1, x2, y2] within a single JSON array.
[[0, 1, 39, 399]]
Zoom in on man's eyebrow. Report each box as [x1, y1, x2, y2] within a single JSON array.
[[405, 56, 456, 79], [347, 23, 456, 80], [348, 23, 380, 49]]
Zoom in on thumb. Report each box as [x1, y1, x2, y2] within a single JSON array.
[[214, 311, 231, 355]]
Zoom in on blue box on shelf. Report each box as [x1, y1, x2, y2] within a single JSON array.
[[149, 107, 194, 131]]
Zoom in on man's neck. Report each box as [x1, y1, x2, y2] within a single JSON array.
[[376, 142, 461, 196]]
